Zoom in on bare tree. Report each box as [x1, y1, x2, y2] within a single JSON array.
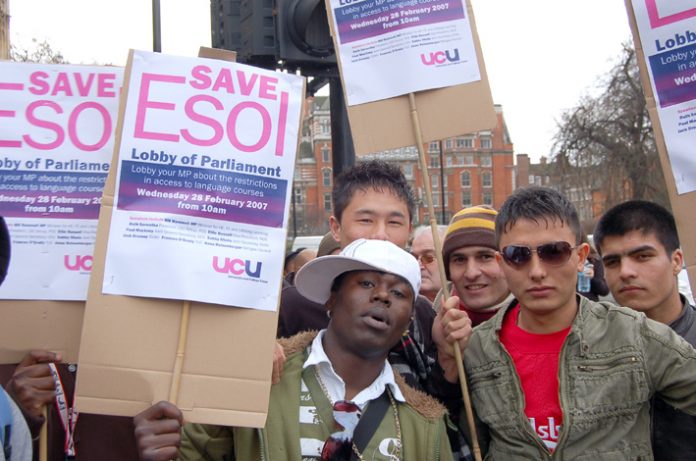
[[10, 38, 65, 63], [552, 43, 669, 212]]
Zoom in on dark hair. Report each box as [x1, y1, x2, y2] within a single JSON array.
[[0, 217, 10, 285], [495, 186, 583, 247], [284, 248, 306, 272], [594, 200, 679, 255], [331, 160, 415, 223]]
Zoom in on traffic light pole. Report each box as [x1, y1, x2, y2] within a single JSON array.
[[329, 77, 355, 178]]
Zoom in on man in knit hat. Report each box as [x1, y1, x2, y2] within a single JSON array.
[[434, 206, 512, 328]]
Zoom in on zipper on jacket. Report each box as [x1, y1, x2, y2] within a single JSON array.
[[258, 428, 268, 461], [577, 356, 638, 372], [555, 335, 571, 459]]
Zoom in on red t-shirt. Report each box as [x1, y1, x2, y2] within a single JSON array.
[[499, 304, 570, 452]]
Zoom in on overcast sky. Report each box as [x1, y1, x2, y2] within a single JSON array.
[[8, 0, 632, 162]]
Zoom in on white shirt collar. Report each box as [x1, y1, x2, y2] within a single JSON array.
[[303, 330, 406, 409]]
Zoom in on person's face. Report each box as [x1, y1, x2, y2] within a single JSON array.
[[327, 271, 414, 358], [449, 245, 509, 311], [600, 230, 682, 317], [411, 231, 442, 299], [497, 218, 588, 326], [329, 188, 412, 250]]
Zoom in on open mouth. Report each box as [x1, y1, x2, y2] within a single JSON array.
[[363, 309, 390, 331]]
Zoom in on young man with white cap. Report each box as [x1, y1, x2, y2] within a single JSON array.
[[134, 239, 455, 461]]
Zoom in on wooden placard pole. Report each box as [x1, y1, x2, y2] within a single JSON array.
[[168, 300, 191, 404], [408, 93, 482, 461], [39, 406, 48, 461]]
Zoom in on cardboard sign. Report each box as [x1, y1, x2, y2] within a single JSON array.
[[75, 48, 305, 427], [325, 0, 497, 154], [0, 62, 123, 300], [101, 51, 303, 311], [625, 0, 696, 298], [327, 0, 481, 105]]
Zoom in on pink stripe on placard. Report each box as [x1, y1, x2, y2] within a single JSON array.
[[645, 0, 696, 28]]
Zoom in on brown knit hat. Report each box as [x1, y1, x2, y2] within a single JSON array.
[[317, 231, 341, 257], [442, 205, 498, 278]]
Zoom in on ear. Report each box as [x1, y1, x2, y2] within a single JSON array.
[[671, 248, 684, 277], [329, 215, 341, 243], [325, 291, 337, 316], [576, 242, 591, 272]]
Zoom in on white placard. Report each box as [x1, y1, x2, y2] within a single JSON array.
[[0, 62, 123, 300], [328, 0, 481, 105], [631, 0, 696, 194], [102, 51, 304, 312]]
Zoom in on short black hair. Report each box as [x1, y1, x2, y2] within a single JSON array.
[[0, 217, 10, 285], [496, 186, 583, 247], [594, 200, 679, 255], [332, 160, 415, 223]]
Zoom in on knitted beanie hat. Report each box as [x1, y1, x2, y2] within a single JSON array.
[[442, 206, 497, 278]]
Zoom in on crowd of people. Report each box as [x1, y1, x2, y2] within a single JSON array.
[[1, 159, 695, 460]]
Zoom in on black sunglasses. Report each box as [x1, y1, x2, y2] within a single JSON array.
[[501, 241, 577, 268]]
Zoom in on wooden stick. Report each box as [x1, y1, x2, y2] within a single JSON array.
[[39, 406, 48, 461], [168, 300, 191, 404], [408, 93, 482, 461]]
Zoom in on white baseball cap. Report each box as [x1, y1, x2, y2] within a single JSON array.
[[295, 238, 421, 304]]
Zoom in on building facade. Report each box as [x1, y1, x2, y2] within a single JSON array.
[[289, 98, 515, 235]]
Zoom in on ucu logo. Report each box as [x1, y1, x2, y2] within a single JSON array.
[[420, 48, 460, 66], [212, 256, 262, 278], [64, 255, 93, 271]]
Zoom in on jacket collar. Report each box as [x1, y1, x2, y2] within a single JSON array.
[[278, 331, 447, 420]]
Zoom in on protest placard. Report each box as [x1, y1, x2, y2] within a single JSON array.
[[625, 0, 696, 297], [325, 0, 496, 154], [0, 62, 123, 300], [0, 63, 123, 364], [75, 49, 305, 427]]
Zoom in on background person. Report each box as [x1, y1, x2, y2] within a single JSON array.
[[410, 225, 447, 302], [594, 199, 696, 460]]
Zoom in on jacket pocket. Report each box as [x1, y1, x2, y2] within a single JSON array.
[[567, 351, 649, 425]]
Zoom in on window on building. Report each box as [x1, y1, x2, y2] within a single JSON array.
[[403, 163, 413, 179], [445, 139, 453, 149], [320, 119, 330, 134], [480, 137, 492, 149], [482, 171, 492, 188], [429, 141, 439, 152], [430, 154, 440, 169], [324, 193, 332, 211], [457, 137, 473, 148], [480, 154, 492, 167], [460, 171, 471, 187], [294, 187, 303, 204], [461, 191, 472, 207], [431, 174, 439, 188], [446, 155, 453, 167], [443, 175, 448, 188], [432, 192, 440, 206], [483, 191, 493, 206], [321, 145, 330, 162], [322, 168, 332, 187], [463, 154, 474, 165]]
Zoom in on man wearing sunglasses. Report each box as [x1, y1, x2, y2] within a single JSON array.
[[133, 239, 456, 461], [463, 186, 696, 459], [594, 200, 696, 460]]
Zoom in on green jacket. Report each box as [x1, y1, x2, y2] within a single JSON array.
[[177, 331, 453, 460], [464, 296, 696, 460]]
